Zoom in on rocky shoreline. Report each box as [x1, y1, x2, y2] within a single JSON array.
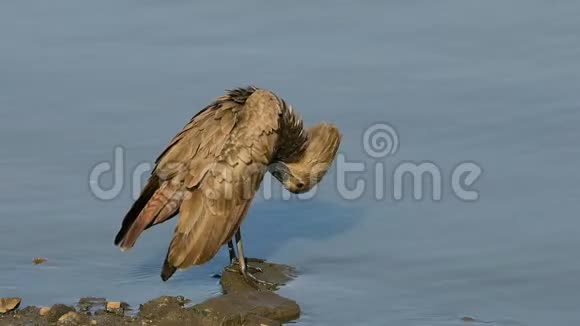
[[0, 259, 300, 326]]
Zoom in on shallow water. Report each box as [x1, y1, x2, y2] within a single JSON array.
[[1, 1, 580, 325]]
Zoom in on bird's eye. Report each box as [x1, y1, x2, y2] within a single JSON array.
[[296, 182, 305, 189]]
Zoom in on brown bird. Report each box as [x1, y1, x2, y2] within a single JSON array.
[[114, 86, 341, 286]]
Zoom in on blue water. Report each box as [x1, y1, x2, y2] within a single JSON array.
[[1, 2, 580, 325]]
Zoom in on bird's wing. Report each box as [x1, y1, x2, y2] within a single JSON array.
[[115, 88, 279, 251], [162, 90, 281, 279], [114, 99, 235, 250]]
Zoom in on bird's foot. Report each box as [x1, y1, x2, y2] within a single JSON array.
[[241, 270, 278, 290], [224, 258, 278, 290], [226, 258, 263, 274]]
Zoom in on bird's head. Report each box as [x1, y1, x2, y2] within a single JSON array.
[[269, 123, 341, 194]]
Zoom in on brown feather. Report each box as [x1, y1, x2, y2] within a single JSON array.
[[114, 176, 160, 246], [115, 89, 255, 251], [161, 90, 282, 278], [117, 180, 183, 250]]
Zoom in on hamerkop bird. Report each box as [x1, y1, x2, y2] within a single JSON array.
[[114, 86, 341, 286]]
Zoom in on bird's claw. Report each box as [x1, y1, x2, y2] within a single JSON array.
[[224, 259, 278, 290], [242, 270, 278, 290], [227, 259, 263, 273], [248, 265, 263, 273]]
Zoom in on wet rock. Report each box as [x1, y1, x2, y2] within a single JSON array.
[[0, 306, 44, 326], [18, 306, 40, 315], [131, 260, 299, 325], [0, 260, 300, 325], [220, 258, 296, 294], [78, 297, 106, 313], [58, 311, 89, 325], [190, 291, 299, 325], [92, 310, 134, 325], [137, 260, 299, 325], [138, 296, 189, 321], [461, 316, 492, 323], [240, 314, 282, 326], [43, 304, 75, 323], [0, 297, 21, 313]]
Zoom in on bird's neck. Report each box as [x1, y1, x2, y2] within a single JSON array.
[[273, 102, 308, 163]]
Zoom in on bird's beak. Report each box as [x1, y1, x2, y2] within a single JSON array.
[[268, 162, 290, 183]]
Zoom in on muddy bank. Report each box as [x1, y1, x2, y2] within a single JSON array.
[[0, 260, 299, 325]]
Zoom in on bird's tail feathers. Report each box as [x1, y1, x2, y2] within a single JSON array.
[[161, 257, 177, 281], [115, 176, 182, 250]]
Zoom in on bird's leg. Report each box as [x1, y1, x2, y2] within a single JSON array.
[[224, 238, 241, 273], [234, 229, 277, 289], [224, 229, 262, 273], [227, 239, 237, 264]]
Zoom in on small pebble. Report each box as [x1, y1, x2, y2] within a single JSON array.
[[106, 301, 127, 315], [106, 302, 121, 310], [39, 306, 51, 316]]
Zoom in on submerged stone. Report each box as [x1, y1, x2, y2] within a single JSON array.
[[78, 297, 106, 313]]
